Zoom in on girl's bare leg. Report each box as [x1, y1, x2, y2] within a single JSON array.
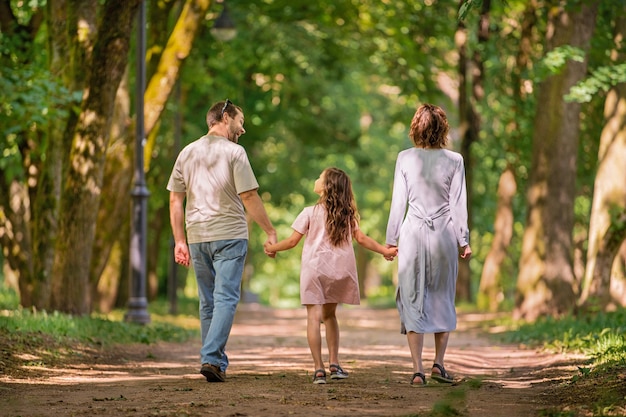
[[321, 303, 339, 365], [306, 305, 324, 371]]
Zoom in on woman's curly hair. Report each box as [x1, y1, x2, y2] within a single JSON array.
[[318, 167, 359, 247], [409, 103, 449, 148]]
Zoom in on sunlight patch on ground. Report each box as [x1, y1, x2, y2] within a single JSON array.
[[1, 306, 588, 399]]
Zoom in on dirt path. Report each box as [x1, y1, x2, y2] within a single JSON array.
[[0, 305, 586, 417]]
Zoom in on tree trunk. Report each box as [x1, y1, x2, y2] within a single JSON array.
[[579, 14, 626, 311], [579, 85, 626, 310], [610, 240, 626, 307], [0, 179, 34, 306], [143, 0, 212, 145], [114, 217, 132, 309], [478, 166, 516, 311], [455, 0, 487, 302], [90, 73, 133, 311], [515, 2, 599, 321], [147, 205, 167, 300], [50, 0, 141, 315], [95, 240, 123, 313], [477, 0, 537, 312], [0, 4, 47, 309]]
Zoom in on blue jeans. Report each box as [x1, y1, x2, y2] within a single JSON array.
[[189, 239, 247, 372]]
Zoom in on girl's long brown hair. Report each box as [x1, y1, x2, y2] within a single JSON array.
[[318, 167, 359, 247]]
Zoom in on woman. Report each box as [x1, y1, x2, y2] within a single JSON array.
[[386, 104, 472, 386]]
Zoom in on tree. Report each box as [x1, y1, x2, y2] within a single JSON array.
[[48, 0, 142, 314], [579, 14, 626, 310], [515, 1, 599, 320], [91, 0, 211, 310], [0, 0, 215, 314], [1, 0, 57, 309], [478, 167, 516, 311], [5, 0, 621, 313], [476, 0, 538, 311], [455, 0, 492, 302]]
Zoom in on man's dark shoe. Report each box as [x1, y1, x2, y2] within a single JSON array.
[[200, 363, 225, 382]]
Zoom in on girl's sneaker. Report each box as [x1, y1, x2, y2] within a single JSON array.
[[330, 364, 349, 380]]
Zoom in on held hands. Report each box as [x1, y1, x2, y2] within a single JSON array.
[[263, 242, 276, 258], [264, 233, 277, 258], [384, 244, 398, 261]]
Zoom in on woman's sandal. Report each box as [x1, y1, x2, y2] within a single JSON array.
[[313, 368, 327, 384], [329, 363, 349, 380], [431, 363, 453, 383], [410, 372, 427, 386]]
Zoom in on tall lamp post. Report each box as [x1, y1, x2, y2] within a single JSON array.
[[211, 2, 237, 41], [166, 1, 237, 315], [125, 0, 151, 325]]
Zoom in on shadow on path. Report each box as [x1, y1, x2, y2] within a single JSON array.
[[0, 304, 587, 417]]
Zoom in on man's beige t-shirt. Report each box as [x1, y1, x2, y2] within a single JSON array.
[[166, 135, 259, 244]]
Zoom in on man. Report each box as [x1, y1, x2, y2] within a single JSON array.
[[167, 99, 276, 382]]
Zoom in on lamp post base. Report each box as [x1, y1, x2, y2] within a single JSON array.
[[124, 297, 151, 324]]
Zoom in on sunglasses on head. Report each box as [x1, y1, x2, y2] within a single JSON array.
[[221, 99, 232, 118]]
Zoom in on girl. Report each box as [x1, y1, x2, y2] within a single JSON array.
[[264, 167, 397, 384]]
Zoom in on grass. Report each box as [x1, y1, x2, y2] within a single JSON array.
[[496, 309, 626, 416], [1, 308, 196, 345], [0, 288, 200, 379], [0, 285, 198, 356], [497, 309, 626, 367]]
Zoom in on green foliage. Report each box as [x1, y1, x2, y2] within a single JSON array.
[[497, 309, 626, 415], [430, 403, 462, 417], [428, 386, 466, 416], [365, 285, 398, 308], [0, 307, 195, 346], [118, 0, 626, 310], [499, 309, 626, 375], [164, 0, 459, 306], [464, 377, 483, 389], [0, 275, 195, 345], [5, 0, 46, 25], [3, 0, 625, 316], [148, 295, 199, 317], [458, 0, 483, 21], [571, 365, 591, 383], [608, 204, 626, 236], [0, 284, 19, 310], [0, 290, 196, 380], [566, 64, 626, 103], [537, 46, 586, 78], [500, 309, 626, 352], [0, 30, 80, 181]]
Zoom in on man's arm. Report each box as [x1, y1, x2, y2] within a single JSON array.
[[239, 189, 277, 255], [169, 191, 190, 267]]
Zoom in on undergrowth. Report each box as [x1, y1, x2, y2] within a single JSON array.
[[0, 286, 197, 351], [496, 308, 626, 416], [497, 309, 626, 367]]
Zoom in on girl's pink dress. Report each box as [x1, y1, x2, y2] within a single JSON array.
[[292, 205, 361, 305]]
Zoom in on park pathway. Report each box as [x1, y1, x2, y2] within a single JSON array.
[[0, 304, 586, 416]]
